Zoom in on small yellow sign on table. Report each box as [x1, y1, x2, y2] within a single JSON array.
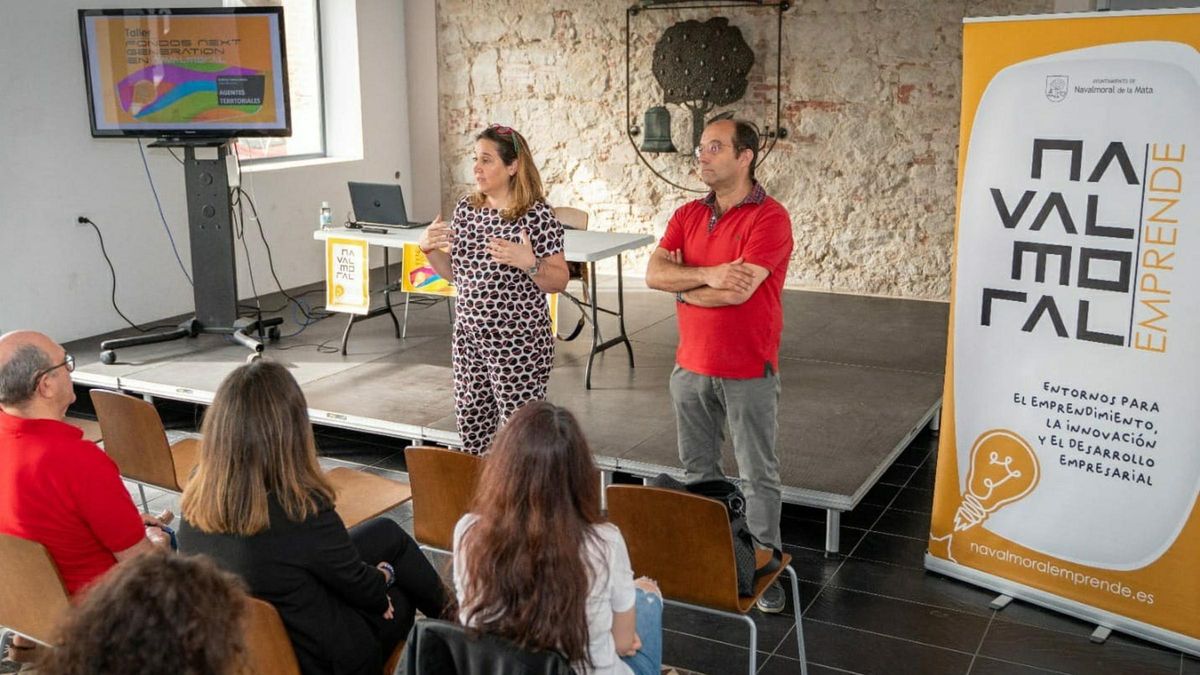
[[325, 237, 370, 315], [400, 243, 455, 297], [400, 243, 558, 333]]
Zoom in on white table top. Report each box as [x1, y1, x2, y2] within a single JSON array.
[[313, 226, 655, 263]]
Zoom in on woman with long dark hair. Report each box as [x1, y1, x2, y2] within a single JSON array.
[[179, 360, 452, 675], [452, 402, 663, 674], [418, 124, 569, 455]]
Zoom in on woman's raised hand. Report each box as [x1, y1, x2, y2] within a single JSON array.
[[486, 229, 536, 270], [419, 214, 450, 254]]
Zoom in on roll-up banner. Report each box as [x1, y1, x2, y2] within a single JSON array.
[[928, 9, 1200, 656]]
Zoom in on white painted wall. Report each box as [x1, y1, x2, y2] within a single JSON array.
[[403, 1, 443, 220], [0, 0, 435, 342]]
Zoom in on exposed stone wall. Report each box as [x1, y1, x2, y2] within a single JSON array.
[[435, 0, 1054, 299]]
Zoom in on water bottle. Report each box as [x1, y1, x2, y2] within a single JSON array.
[[319, 201, 333, 230]]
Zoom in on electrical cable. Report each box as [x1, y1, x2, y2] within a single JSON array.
[[79, 217, 177, 334], [137, 138, 194, 286]]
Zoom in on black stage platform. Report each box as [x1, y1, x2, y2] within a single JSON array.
[[67, 277, 948, 553]]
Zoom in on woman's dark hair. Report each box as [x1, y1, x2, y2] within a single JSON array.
[[41, 551, 247, 675], [459, 401, 602, 664]]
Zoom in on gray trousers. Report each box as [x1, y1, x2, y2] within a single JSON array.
[[669, 364, 782, 548]]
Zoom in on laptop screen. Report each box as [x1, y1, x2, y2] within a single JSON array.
[[348, 182, 411, 226]]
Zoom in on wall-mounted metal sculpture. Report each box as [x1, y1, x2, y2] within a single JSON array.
[[653, 17, 754, 152], [626, 1, 790, 192]]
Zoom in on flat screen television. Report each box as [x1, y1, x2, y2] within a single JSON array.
[[79, 7, 291, 139]]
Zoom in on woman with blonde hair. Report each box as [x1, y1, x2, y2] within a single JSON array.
[[179, 360, 451, 675], [452, 401, 663, 674], [419, 124, 569, 455]]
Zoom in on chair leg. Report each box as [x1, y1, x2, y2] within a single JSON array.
[[137, 484, 149, 512], [787, 565, 808, 675], [402, 293, 410, 339], [738, 612, 757, 674]]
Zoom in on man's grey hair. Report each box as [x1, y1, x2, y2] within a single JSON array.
[[0, 344, 52, 406]]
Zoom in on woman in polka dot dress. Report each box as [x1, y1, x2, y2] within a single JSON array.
[[418, 125, 568, 455]]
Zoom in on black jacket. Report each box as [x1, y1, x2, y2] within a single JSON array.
[[404, 619, 574, 675], [179, 494, 389, 675]]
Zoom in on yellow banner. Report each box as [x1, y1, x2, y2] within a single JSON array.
[[401, 243, 455, 297], [930, 10, 1200, 652], [400, 243, 558, 333], [325, 237, 369, 315]]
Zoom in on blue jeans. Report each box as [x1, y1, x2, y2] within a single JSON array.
[[620, 588, 663, 675]]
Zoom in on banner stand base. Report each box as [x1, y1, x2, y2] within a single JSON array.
[[924, 553, 1199, 657]]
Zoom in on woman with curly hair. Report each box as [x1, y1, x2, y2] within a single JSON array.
[[40, 551, 245, 675], [452, 401, 663, 675]]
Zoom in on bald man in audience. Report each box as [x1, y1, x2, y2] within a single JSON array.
[[0, 331, 171, 595]]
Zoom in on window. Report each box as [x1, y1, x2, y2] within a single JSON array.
[[228, 0, 325, 161]]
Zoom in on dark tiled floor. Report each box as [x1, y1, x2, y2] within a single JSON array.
[[94, 406, 1195, 675]]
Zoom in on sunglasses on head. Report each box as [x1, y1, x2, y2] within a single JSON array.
[[488, 123, 522, 155]]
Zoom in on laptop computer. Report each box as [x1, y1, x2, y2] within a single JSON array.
[[347, 181, 431, 229]]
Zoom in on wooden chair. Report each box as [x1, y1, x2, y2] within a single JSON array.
[[240, 597, 405, 675], [553, 206, 591, 342], [0, 533, 70, 647], [239, 597, 301, 675], [605, 485, 808, 675], [64, 415, 103, 443], [328, 466, 413, 529], [89, 389, 200, 510], [404, 446, 484, 554]]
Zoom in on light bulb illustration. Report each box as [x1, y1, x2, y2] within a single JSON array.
[[931, 429, 1039, 562], [955, 429, 1040, 531]]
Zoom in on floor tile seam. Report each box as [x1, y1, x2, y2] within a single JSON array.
[[660, 626, 769, 654], [883, 505, 935, 517], [811, 580, 994, 620], [969, 633, 1175, 675], [964, 608, 998, 674], [802, 617, 977, 657], [799, 446, 925, 614], [805, 443, 937, 613], [969, 604, 1192, 659], [970, 653, 1073, 675], [752, 650, 868, 675], [850, 528, 928, 544], [774, 354, 945, 377], [804, 663, 865, 675], [760, 619, 798, 668]]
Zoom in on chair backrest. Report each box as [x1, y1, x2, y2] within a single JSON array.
[[404, 446, 484, 551], [405, 618, 572, 675], [239, 598, 301, 675], [605, 485, 742, 612], [554, 206, 589, 231], [90, 389, 181, 491], [0, 533, 71, 645]]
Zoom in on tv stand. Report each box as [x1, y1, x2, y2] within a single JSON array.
[[99, 141, 281, 364]]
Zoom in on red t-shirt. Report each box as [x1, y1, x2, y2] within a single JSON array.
[[660, 189, 793, 379], [0, 412, 145, 595]]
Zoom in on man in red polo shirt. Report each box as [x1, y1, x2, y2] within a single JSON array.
[[0, 331, 168, 596], [645, 116, 794, 613]]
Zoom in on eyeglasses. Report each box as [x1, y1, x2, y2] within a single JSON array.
[[33, 354, 74, 383], [693, 140, 730, 159]]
